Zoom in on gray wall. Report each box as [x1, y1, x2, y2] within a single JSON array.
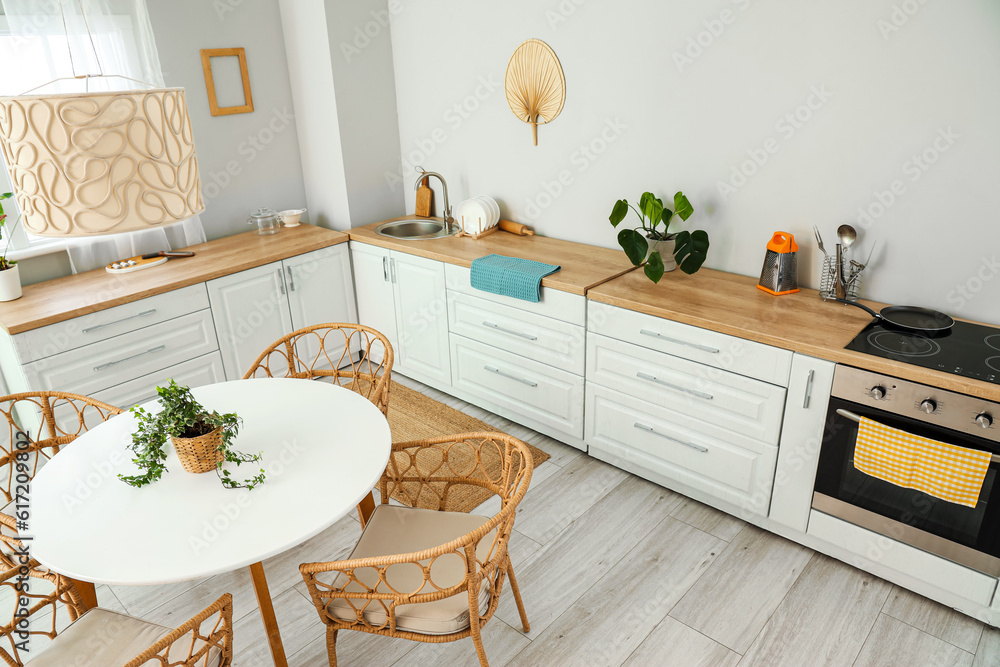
[[388, 0, 1000, 325], [147, 0, 308, 240]]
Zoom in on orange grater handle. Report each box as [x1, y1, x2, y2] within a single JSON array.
[[766, 232, 798, 254]]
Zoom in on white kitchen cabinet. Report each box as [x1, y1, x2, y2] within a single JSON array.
[[769, 354, 836, 533], [208, 245, 357, 380], [350, 242, 451, 387], [208, 262, 293, 380], [584, 301, 790, 518]]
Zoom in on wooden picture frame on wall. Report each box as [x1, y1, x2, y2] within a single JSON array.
[[200, 47, 254, 116]]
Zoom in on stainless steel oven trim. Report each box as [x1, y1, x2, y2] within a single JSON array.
[[812, 492, 1000, 576]]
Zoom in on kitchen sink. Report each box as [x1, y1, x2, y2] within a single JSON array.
[[374, 218, 460, 240]]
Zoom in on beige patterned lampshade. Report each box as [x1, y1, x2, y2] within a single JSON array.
[[0, 87, 203, 237]]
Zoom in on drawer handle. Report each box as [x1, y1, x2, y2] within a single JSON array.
[[639, 329, 720, 354], [636, 371, 713, 400], [82, 309, 157, 334], [482, 321, 538, 341], [93, 345, 166, 371], [634, 422, 709, 453], [483, 365, 537, 387], [803, 369, 815, 409]]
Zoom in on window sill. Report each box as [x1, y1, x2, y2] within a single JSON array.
[[3, 242, 68, 262]]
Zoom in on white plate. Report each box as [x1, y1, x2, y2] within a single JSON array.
[[475, 196, 500, 227], [457, 198, 490, 234]]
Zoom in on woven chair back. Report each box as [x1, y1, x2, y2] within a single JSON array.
[[242, 323, 394, 417]]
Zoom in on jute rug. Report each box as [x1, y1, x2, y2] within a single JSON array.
[[385, 380, 550, 513]]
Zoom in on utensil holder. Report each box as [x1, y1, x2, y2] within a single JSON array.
[[820, 255, 862, 301]]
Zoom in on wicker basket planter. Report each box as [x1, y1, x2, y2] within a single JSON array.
[[172, 426, 224, 474]]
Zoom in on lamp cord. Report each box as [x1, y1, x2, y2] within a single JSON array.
[[58, 0, 106, 79]]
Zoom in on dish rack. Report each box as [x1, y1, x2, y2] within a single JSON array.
[[819, 255, 863, 301]]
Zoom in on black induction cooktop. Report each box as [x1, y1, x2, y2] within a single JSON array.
[[845, 319, 1000, 385]]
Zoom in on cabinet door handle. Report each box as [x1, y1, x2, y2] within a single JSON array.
[[634, 422, 709, 453], [285, 266, 296, 292], [636, 371, 713, 400], [390, 257, 397, 283], [484, 365, 537, 387], [277, 270, 286, 295], [482, 321, 538, 341], [93, 345, 166, 371], [803, 369, 815, 409], [639, 329, 720, 354], [382, 256, 389, 282], [82, 309, 157, 334]]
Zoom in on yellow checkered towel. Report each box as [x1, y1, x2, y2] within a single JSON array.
[[854, 417, 991, 508]]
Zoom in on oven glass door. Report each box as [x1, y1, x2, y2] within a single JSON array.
[[815, 397, 1000, 569]]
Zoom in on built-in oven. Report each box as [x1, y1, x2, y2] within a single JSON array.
[[813, 365, 1000, 576]]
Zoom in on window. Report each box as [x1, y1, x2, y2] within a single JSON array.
[[0, 9, 148, 258]]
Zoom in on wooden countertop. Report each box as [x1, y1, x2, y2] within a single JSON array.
[[0, 224, 348, 335], [348, 218, 636, 296], [588, 268, 1000, 402]]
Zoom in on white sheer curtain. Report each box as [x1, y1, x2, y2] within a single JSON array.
[[0, 0, 206, 272]]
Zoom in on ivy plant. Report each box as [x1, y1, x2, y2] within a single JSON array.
[[0, 192, 21, 271], [609, 191, 710, 283], [119, 380, 266, 490]]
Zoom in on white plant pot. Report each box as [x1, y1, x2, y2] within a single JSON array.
[[0, 264, 22, 301], [646, 235, 677, 273]]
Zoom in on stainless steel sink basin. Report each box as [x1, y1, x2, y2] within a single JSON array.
[[374, 218, 459, 240]]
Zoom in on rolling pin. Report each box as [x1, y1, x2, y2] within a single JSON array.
[[498, 220, 534, 236], [415, 177, 433, 217]]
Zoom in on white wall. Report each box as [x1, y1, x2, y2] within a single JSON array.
[[147, 0, 308, 240], [389, 0, 1000, 325]]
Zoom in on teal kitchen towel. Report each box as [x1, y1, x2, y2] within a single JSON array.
[[470, 254, 561, 303]]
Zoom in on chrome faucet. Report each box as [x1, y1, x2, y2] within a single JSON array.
[[414, 167, 454, 230]]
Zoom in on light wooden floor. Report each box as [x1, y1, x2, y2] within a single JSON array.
[[95, 376, 1000, 666]]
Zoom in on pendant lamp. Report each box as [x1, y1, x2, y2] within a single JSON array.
[[0, 2, 203, 238]]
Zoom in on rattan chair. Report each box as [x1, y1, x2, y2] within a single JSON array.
[[0, 392, 123, 570], [299, 432, 534, 667], [242, 323, 393, 416], [0, 560, 233, 666], [243, 323, 394, 525]]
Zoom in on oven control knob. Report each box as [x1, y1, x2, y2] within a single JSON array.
[[920, 399, 937, 414], [868, 386, 887, 400], [976, 413, 994, 428]]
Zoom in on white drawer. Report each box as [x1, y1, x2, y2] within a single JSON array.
[[53, 352, 227, 433], [90, 351, 227, 410], [586, 383, 776, 515], [588, 301, 792, 386], [445, 264, 585, 326], [13, 284, 210, 363], [448, 291, 585, 375], [23, 310, 219, 396], [450, 335, 584, 438], [587, 333, 786, 446]]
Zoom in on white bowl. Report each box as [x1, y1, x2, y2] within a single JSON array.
[[279, 208, 307, 226]]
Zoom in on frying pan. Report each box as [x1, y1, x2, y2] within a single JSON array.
[[836, 298, 954, 333]]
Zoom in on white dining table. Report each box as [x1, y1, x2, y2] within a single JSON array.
[[29, 377, 391, 667]]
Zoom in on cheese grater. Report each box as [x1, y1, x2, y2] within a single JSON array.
[[757, 232, 799, 295]]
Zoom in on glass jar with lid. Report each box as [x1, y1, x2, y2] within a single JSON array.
[[248, 207, 280, 235]]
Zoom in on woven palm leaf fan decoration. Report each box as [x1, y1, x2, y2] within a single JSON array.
[[505, 38, 566, 146]]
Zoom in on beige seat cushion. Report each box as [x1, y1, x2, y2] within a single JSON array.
[[328, 504, 495, 635], [25, 608, 223, 667]]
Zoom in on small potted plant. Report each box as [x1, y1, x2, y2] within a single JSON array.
[[609, 191, 710, 283], [0, 192, 22, 301], [119, 380, 266, 490]]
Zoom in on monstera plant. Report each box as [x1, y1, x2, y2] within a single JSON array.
[[609, 191, 710, 283]]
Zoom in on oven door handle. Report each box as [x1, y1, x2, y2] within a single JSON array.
[[836, 409, 1000, 464]]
